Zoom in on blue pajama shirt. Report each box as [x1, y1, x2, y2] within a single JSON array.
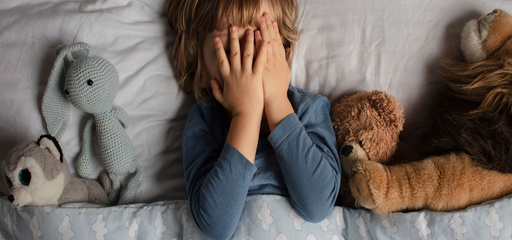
[[182, 86, 341, 240]]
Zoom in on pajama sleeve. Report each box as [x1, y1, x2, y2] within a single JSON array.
[[182, 104, 257, 240], [268, 91, 341, 223]]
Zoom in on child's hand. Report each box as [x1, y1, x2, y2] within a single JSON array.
[[256, 13, 291, 105], [211, 26, 268, 118], [256, 13, 295, 131]]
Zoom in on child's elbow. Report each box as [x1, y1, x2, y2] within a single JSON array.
[[294, 189, 338, 223], [194, 213, 237, 240], [297, 204, 333, 223], [200, 228, 234, 240]]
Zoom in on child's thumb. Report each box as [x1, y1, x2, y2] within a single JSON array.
[[210, 79, 223, 102]]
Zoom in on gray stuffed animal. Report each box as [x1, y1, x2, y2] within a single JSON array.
[[2, 135, 110, 207], [41, 42, 140, 205]]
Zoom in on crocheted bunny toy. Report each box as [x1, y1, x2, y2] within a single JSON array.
[[41, 42, 140, 205]]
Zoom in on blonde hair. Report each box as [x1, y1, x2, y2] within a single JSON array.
[[440, 57, 512, 123], [166, 0, 301, 101]]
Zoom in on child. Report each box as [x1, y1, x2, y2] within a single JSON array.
[[167, 0, 341, 239]]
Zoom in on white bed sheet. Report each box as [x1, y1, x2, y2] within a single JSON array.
[[0, 0, 511, 205]]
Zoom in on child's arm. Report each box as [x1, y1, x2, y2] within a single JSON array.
[[210, 26, 268, 164], [183, 26, 268, 240], [269, 93, 341, 223], [257, 13, 295, 131], [258, 13, 341, 222], [182, 106, 258, 240]]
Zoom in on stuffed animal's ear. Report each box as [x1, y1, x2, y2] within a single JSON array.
[[37, 134, 64, 163], [56, 42, 96, 61], [41, 42, 95, 140]]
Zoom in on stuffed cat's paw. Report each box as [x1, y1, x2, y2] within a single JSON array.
[[350, 160, 391, 214]]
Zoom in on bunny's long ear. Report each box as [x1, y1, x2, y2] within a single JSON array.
[[41, 42, 95, 140]]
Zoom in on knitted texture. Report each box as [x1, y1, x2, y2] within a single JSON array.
[[42, 43, 95, 140], [41, 42, 140, 205]]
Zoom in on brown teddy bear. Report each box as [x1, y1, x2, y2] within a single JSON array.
[[332, 9, 512, 214], [330, 90, 405, 208]]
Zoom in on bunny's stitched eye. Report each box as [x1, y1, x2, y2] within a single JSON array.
[[18, 169, 31, 186], [87, 79, 94, 86]]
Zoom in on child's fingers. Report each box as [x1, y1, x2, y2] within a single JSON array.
[[272, 20, 280, 35], [253, 40, 268, 75], [258, 16, 273, 59], [243, 29, 255, 72], [266, 19, 284, 58], [263, 13, 277, 41], [229, 25, 241, 71], [255, 30, 262, 54], [210, 79, 223, 103], [214, 37, 230, 76], [272, 21, 286, 56]]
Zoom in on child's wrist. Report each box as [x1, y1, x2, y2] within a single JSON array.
[[231, 109, 263, 121], [264, 93, 288, 107], [227, 110, 263, 165], [264, 96, 294, 131]]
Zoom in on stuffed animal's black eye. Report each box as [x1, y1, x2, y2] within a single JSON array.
[[87, 79, 94, 86], [5, 176, 12, 188], [18, 169, 31, 186]]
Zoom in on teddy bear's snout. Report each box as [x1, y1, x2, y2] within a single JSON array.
[[340, 145, 354, 157], [8, 194, 14, 203]]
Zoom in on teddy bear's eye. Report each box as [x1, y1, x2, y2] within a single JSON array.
[[87, 79, 94, 86], [18, 169, 31, 186], [5, 176, 12, 188]]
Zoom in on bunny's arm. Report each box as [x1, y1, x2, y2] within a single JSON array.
[[112, 107, 129, 128], [76, 117, 95, 178]]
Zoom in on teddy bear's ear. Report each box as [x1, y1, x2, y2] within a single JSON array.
[[37, 135, 63, 163]]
